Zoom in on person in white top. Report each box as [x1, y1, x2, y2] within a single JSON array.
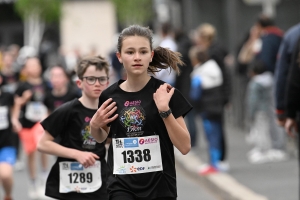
[[155, 22, 178, 86]]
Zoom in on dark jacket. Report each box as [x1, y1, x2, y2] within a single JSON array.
[[285, 36, 300, 119], [274, 23, 300, 118], [208, 41, 231, 105], [174, 32, 193, 103], [256, 26, 283, 73]]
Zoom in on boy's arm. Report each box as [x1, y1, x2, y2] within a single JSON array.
[[11, 96, 23, 132], [37, 130, 99, 167]]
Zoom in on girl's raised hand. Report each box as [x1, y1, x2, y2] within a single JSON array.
[[153, 83, 174, 111]]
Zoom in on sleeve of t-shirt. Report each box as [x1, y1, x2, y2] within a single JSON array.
[[43, 92, 51, 109], [8, 93, 14, 108], [15, 82, 27, 97], [169, 88, 193, 118], [40, 101, 73, 138]]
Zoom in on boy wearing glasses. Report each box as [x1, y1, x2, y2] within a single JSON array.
[[37, 56, 110, 200]]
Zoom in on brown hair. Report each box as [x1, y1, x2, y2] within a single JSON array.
[[76, 55, 110, 79], [117, 24, 183, 75]]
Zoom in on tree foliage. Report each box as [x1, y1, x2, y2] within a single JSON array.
[[14, 0, 61, 23], [110, 0, 153, 27]]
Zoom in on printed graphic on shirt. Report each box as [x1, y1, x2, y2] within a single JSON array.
[[81, 117, 97, 149], [54, 100, 64, 109], [119, 100, 146, 137], [33, 85, 45, 101]]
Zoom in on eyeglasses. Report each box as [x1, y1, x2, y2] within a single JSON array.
[[82, 76, 109, 85]]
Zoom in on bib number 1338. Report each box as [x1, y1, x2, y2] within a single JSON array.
[[112, 135, 163, 175]]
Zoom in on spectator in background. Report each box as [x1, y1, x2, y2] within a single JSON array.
[[194, 23, 230, 168], [174, 29, 198, 148], [284, 36, 300, 158], [253, 14, 287, 155], [245, 60, 286, 164], [189, 46, 224, 174], [238, 25, 262, 70], [109, 50, 123, 80], [255, 14, 283, 73], [274, 22, 300, 126], [234, 25, 262, 130], [155, 22, 178, 86]]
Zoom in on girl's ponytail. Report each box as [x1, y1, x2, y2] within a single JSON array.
[[148, 46, 184, 75]]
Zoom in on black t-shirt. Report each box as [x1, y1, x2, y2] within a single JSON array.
[[44, 86, 80, 113], [40, 99, 108, 200], [15, 80, 50, 128], [0, 91, 14, 148], [99, 76, 192, 199], [0, 72, 20, 94]]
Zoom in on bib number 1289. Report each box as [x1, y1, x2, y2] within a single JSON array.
[[68, 172, 93, 184], [121, 149, 151, 163]]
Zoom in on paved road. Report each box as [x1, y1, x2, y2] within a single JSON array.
[[4, 154, 217, 200], [177, 163, 218, 200], [188, 114, 299, 200]]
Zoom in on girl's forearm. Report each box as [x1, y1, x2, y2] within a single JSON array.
[[163, 116, 191, 155]]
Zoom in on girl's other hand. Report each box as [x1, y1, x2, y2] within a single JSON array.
[[90, 98, 118, 129]]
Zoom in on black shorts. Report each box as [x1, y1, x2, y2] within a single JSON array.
[[110, 191, 176, 200]]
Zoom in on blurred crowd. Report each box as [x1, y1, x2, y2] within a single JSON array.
[[0, 12, 299, 199]]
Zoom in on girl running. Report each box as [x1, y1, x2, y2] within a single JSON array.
[[90, 25, 192, 200]]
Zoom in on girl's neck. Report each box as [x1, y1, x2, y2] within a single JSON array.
[[121, 74, 151, 92], [52, 86, 68, 97], [78, 95, 98, 110]]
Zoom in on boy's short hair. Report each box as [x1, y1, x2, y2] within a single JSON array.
[[249, 60, 266, 75], [76, 55, 110, 79]]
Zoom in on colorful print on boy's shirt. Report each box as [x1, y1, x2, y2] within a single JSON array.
[[81, 116, 97, 149], [119, 100, 146, 137]]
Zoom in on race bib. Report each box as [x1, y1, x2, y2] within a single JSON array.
[[25, 102, 47, 122], [112, 135, 163, 174], [0, 106, 9, 130], [59, 161, 102, 193], [2, 83, 17, 93]]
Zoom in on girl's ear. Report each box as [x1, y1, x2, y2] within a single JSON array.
[[116, 52, 122, 63]]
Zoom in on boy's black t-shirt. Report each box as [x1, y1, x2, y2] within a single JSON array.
[[40, 99, 108, 200], [99, 76, 192, 199], [0, 91, 14, 148], [15, 80, 50, 128], [44, 86, 80, 112]]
